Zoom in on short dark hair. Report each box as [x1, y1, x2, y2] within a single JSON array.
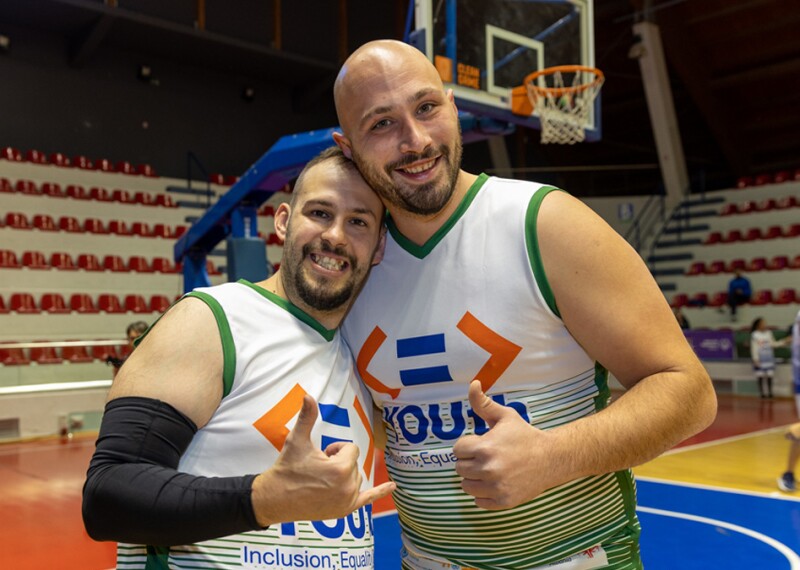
[[290, 146, 355, 206], [126, 321, 148, 337]]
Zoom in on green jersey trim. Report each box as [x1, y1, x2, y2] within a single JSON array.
[[237, 279, 336, 341], [144, 545, 169, 569], [524, 185, 563, 318], [387, 173, 490, 259], [185, 291, 237, 398]]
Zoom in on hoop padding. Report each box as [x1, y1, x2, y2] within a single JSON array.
[[525, 65, 604, 145]]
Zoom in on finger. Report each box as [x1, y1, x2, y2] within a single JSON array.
[[325, 441, 361, 463], [452, 434, 479, 459], [352, 481, 397, 509], [288, 394, 319, 443], [468, 380, 511, 428]]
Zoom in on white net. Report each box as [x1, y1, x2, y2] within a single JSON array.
[[526, 67, 604, 145]]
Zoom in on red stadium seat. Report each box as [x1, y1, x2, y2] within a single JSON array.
[[735, 176, 752, 189], [775, 289, 797, 305], [764, 226, 783, 240], [95, 158, 115, 172], [688, 292, 709, 307], [686, 262, 705, 276], [30, 345, 62, 364], [92, 344, 119, 362], [73, 155, 94, 170], [0, 250, 21, 269], [41, 182, 64, 198], [112, 188, 135, 204], [136, 163, 157, 177], [742, 228, 762, 241], [152, 257, 177, 273], [128, 255, 153, 273], [89, 186, 113, 202], [116, 161, 135, 174], [58, 216, 83, 233], [721, 229, 742, 243], [62, 345, 94, 363], [134, 191, 156, 206], [267, 232, 282, 245], [40, 292, 70, 313], [107, 220, 132, 236], [98, 293, 125, 313], [65, 184, 89, 200], [791, 255, 800, 270], [173, 225, 188, 238], [102, 255, 127, 272], [767, 256, 789, 271], [719, 203, 737, 216], [21, 251, 48, 270], [33, 214, 58, 232], [83, 218, 108, 234], [70, 293, 99, 313], [774, 170, 791, 183], [49, 152, 71, 167], [776, 195, 798, 209], [124, 294, 150, 313], [0, 177, 12, 193], [209, 173, 226, 185], [0, 346, 30, 365], [1, 146, 23, 161], [0, 296, 8, 313], [224, 175, 238, 186], [50, 252, 77, 271], [706, 260, 726, 275], [150, 294, 171, 313], [10, 292, 40, 313], [786, 224, 800, 238], [25, 149, 48, 164], [154, 194, 176, 208], [757, 198, 777, 212], [727, 259, 746, 273], [708, 291, 728, 308], [738, 201, 757, 214], [77, 253, 103, 272], [131, 221, 154, 237], [704, 231, 722, 245], [15, 179, 39, 195], [747, 257, 767, 272], [749, 290, 773, 306], [152, 223, 173, 239], [207, 259, 222, 275], [754, 173, 773, 186]]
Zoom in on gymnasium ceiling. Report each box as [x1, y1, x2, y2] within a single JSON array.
[[1, 0, 799, 197]]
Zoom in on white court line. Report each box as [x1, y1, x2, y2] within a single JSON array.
[[637, 506, 800, 569], [637, 476, 800, 503], [661, 424, 792, 455]]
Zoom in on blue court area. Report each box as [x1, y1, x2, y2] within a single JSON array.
[[374, 479, 800, 569]]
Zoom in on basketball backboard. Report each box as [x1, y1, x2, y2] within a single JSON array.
[[408, 0, 600, 141]]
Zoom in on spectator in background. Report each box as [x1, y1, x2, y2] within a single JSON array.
[[107, 321, 148, 378], [778, 310, 800, 492], [750, 317, 790, 399], [673, 306, 691, 330], [728, 271, 752, 321]]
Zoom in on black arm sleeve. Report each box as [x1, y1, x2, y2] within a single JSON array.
[[82, 396, 263, 546]]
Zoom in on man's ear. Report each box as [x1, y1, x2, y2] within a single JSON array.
[[273, 202, 291, 244], [371, 227, 387, 266], [332, 132, 353, 159]]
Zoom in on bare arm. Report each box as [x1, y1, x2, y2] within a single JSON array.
[[453, 191, 716, 509]]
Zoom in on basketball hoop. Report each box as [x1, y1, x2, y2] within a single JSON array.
[[524, 65, 604, 145]]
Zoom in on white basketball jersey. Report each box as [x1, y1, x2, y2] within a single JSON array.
[[342, 175, 641, 569], [117, 280, 376, 570]]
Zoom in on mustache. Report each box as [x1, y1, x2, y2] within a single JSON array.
[[385, 145, 449, 172]]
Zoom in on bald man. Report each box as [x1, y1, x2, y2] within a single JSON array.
[[332, 40, 717, 570]]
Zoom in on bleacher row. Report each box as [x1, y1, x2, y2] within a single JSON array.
[[0, 145, 289, 388], [653, 180, 800, 329]]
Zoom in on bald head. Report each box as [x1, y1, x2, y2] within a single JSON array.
[[334, 40, 446, 135]]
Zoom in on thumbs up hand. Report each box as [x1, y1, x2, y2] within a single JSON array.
[[252, 395, 395, 527], [453, 381, 559, 510]]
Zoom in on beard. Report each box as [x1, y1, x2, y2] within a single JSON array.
[[281, 240, 360, 313], [352, 138, 462, 217]]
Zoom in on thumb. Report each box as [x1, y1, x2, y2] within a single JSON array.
[[286, 394, 318, 447], [468, 380, 511, 428]]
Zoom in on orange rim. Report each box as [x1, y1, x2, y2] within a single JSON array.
[[525, 65, 604, 98]]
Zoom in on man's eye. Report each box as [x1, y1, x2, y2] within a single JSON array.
[[418, 102, 435, 114], [350, 218, 368, 227], [310, 210, 330, 218], [372, 118, 391, 130]]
